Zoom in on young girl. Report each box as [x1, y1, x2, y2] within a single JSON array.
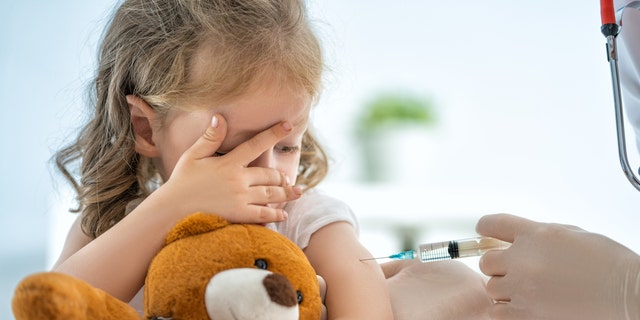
[[52, 0, 393, 318]]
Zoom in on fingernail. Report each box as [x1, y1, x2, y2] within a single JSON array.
[[293, 186, 302, 195], [284, 174, 292, 186], [281, 121, 292, 132], [282, 210, 289, 220], [211, 114, 219, 128]]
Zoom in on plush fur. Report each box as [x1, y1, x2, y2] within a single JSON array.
[[12, 213, 322, 320]]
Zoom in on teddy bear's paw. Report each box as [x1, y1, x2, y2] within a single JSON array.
[[12, 272, 93, 319], [204, 268, 299, 320], [12, 272, 139, 320]]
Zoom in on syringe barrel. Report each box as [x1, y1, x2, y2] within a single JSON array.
[[417, 237, 510, 262], [417, 240, 453, 262]]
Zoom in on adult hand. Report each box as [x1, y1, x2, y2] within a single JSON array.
[[383, 259, 492, 320], [317, 275, 327, 320], [162, 114, 301, 224], [477, 213, 640, 320]]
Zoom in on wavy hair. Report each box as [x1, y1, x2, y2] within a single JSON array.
[[55, 0, 327, 238]]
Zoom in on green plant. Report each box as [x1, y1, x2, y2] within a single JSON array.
[[357, 92, 436, 133]]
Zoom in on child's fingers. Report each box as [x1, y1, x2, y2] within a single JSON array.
[[229, 121, 293, 166], [184, 114, 228, 160], [244, 167, 291, 187], [247, 185, 302, 206], [238, 205, 288, 223]]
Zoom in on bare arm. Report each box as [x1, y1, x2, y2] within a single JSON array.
[[52, 216, 92, 270], [304, 222, 394, 320], [51, 187, 197, 301]]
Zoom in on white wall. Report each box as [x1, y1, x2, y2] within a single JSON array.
[[308, 0, 640, 256], [0, 1, 116, 318], [1, 0, 639, 318]]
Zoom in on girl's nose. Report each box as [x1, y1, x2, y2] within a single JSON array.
[[248, 150, 274, 168]]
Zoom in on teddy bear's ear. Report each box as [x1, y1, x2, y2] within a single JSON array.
[[164, 213, 230, 245]]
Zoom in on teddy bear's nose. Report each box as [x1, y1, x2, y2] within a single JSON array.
[[263, 273, 298, 307]]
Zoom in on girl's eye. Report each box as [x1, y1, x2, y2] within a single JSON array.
[[275, 145, 299, 154], [213, 151, 227, 157]]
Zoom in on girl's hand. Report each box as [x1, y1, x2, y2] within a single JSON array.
[[160, 114, 301, 224]]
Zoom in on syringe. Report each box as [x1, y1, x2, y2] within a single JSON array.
[[361, 236, 510, 263]]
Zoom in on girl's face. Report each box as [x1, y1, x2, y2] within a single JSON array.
[[152, 75, 311, 192]]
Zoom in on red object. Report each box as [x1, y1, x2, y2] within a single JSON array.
[[601, 0, 617, 25]]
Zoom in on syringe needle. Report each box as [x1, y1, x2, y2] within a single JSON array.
[[360, 250, 417, 262], [359, 257, 388, 261]]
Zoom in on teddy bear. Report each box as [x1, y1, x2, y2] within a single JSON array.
[[11, 212, 322, 320]]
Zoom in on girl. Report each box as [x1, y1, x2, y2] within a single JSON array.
[[52, 0, 393, 319]]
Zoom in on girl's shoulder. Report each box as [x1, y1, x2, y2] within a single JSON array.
[[272, 189, 359, 249]]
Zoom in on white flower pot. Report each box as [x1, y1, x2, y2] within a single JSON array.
[[359, 124, 435, 184]]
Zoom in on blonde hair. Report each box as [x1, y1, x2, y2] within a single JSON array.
[[55, 0, 327, 238]]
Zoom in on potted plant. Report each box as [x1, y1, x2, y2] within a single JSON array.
[[355, 92, 437, 183]]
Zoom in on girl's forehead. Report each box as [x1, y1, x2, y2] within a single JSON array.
[[219, 86, 311, 134], [217, 71, 311, 119], [173, 62, 313, 138]]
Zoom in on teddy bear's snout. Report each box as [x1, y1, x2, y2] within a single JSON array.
[[263, 272, 298, 307], [204, 268, 300, 320]]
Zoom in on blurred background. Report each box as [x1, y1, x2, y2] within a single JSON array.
[[1, 0, 639, 318]]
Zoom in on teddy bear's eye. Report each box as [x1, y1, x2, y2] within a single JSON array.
[[296, 290, 303, 304], [254, 259, 268, 270]]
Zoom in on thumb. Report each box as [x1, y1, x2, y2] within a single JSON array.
[[185, 114, 228, 160], [316, 275, 326, 301], [476, 213, 536, 243]]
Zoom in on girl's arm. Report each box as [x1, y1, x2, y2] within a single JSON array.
[[51, 187, 205, 301], [304, 222, 394, 320], [52, 216, 92, 269]]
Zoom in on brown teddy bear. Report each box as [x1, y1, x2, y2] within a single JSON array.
[[12, 212, 322, 320]]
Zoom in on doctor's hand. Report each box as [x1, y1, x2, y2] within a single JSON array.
[[383, 259, 492, 320], [476, 213, 640, 320], [317, 275, 327, 320]]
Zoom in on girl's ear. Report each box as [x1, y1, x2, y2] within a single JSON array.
[[126, 95, 161, 157]]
